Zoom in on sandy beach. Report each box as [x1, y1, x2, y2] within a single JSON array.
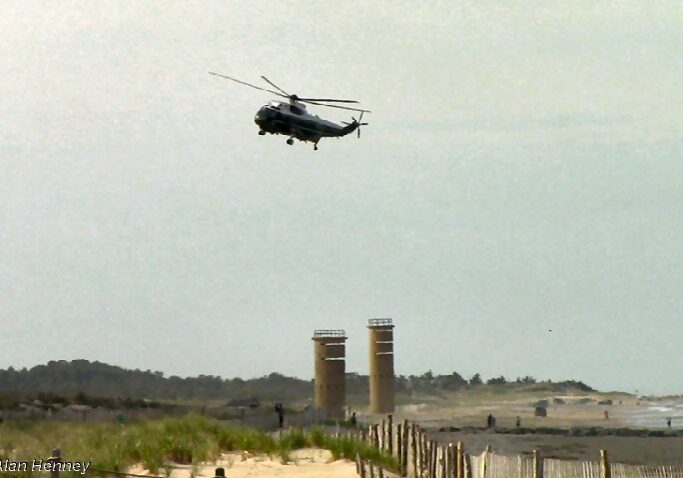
[[389, 394, 682, 431], [360, 393, 683, 465]]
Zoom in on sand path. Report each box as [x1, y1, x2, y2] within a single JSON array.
[[130, 449, 370, 478]]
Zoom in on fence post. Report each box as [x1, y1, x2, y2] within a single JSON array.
[[402, 420, 409, 477], [388, 414, 393, 455], [49, 448, 61, 478], [423, 433, 429, 476], [464, 453, 472, 478], [357, 455, 366, 478], [533, 450, 543, 478], [481, 445, 491, 478], [432, 440, 438, 478], [446, 445, 452, 478], [420, 433, 432, 478], [397, 424, 403, 474], [449, 444, 455, 478], [380, 420, 386, 450], [601, 450, 611, 478], [370, 461, 376, 478], [456, 442, 464, 478], [411, 423, 418, 478], [453, 443, 459, 478], [417, 430, 423, 476], [416, 430, 424, 476]]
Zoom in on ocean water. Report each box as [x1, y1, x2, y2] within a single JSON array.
[[623, 401, 683, 428]]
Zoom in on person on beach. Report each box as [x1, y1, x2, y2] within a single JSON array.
[[274, 402, 285, 429], [486, 414, 493, 428], [667, 417, 672, 429], [516, 416, 521, 427]]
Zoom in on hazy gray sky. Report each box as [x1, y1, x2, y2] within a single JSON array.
[[2, 1, 682, 394]]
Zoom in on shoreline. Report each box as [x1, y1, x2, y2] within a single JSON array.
[[433, 425, 683, 438]]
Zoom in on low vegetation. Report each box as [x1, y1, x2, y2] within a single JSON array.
[[0, 415, 398, 477]]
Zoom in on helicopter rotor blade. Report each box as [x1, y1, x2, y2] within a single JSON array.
[[297, 98, 359, 104], [260, 76, 290, 97], [209, 72, 288, 99], [303, 100, 371, 113]]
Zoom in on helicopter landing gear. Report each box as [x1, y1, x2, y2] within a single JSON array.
[[258, 130, 266, 136], [286, 138, 294, 145]]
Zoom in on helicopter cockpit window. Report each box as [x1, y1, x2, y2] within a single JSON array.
[[289, 105, 304, 115]]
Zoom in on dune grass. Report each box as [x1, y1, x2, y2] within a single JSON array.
[[0, 415, 397, 476]]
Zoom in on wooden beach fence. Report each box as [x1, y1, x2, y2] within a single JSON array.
[[355, 416, 683, 478]]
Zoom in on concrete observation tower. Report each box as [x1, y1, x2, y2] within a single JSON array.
[[312, 329, 347, 419], [368, 318, 395, 413]]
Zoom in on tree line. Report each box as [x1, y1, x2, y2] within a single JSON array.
[[0, 360, 593, 406]]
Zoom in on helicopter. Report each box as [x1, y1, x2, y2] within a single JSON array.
[[209, 72, 370, 150]]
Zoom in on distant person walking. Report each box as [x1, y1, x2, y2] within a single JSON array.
[[604, 410, 609, 420], [486, 414, 493, 428], [274, 402, 285, 429], [516, 416, 521, 427], [667, 417, 672, 429], [349, 412, 357, 428]]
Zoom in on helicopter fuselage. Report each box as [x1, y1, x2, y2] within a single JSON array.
[[254, 101, 358, 146]]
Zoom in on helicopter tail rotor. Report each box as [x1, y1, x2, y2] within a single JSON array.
[[343, 111, 368, 138], [358, 111, 369, 138]]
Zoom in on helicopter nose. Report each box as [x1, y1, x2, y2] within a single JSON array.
[[254, 107, 269, 125]]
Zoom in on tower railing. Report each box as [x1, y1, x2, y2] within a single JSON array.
[[313, 329, 346, 338]]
